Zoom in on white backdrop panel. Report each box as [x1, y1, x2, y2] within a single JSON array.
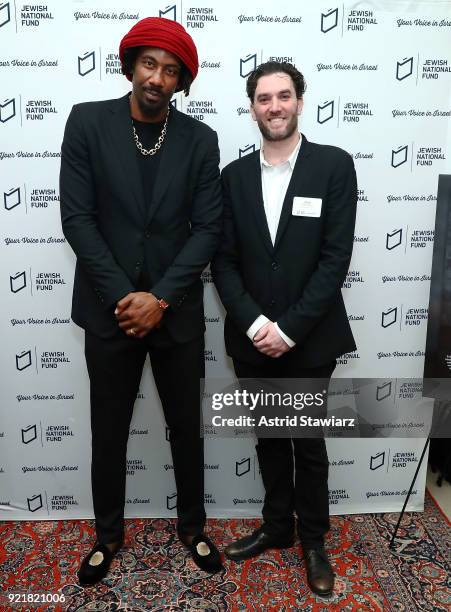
[[1, 0, 451, 519]]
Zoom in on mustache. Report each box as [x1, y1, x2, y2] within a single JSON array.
[[143, 86, 163, 96]]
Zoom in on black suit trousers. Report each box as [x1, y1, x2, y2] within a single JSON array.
[[233, 357, 336, 549], [85, 330, 206, 544]]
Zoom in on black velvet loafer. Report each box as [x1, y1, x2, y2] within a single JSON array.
[[224, 527, 294, 561], [181, 533, 223, 573], [77, 541, 122, 586], [304, 546, 335, 597]]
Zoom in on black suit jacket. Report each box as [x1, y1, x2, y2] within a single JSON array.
[[60, 94, 222, 342], [211, 135, 357, 368]]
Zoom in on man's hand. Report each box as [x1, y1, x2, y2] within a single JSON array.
[[115, 292, 164, 339], [253, 321, 291, 358]]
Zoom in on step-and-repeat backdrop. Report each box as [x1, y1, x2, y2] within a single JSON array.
[[1, 0, 451, 520]]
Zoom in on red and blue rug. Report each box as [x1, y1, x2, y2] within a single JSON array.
[[0, 491, 449, 611]]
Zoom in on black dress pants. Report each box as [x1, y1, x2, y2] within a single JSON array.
[[233, 356, 336, 549], [85, 330, 206, 544]]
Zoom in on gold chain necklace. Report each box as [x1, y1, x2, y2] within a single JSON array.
[[132, 107, 170, 156]]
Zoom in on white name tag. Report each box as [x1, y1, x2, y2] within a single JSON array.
[[292, 196, 322, 218]]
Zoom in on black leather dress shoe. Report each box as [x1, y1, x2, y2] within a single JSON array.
[[181, 533, 223, 573], [77, 541, 122, 586], [304, 547, 335, 597], [225, 527, 294, 561]]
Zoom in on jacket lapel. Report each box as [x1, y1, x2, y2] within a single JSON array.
[[146, 107, 189, 224], [273, 135, 311, 251], [247, 152, 274, 256], [107, 94, 146, 218]]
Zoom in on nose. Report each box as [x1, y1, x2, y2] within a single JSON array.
[[269, 96, 281, 113], [148, 66, 164, 86]]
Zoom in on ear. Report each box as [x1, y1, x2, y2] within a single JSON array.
[[250, 104, 256, 121], [297, 98, 304, 114]]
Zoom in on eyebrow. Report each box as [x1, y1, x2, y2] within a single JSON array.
[[140, 54, 180, 69], [256, 89, 293, 99]]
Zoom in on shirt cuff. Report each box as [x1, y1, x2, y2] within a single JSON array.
[[275, 323, 296, 348], [247, 315, 270, 341]]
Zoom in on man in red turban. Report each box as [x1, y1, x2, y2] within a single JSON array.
[[60, 16, 223, 585]]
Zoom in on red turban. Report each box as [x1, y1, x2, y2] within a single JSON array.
[[119, 17, 199, 84]]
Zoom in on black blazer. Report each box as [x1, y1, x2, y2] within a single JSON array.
[[211, 135, 357, 368], [60, 94, 222, 342]]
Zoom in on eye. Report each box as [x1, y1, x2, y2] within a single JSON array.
[[166, 67, 178, 76]]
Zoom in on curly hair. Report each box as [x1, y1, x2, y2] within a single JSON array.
[[246, 61, 306, 102]]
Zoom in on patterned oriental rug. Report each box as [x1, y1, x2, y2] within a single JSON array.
[[0, 491, 449, 612]]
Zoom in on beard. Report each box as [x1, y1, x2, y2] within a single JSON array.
[[135, 86, 172, 119], [256, 113, 298, 142]]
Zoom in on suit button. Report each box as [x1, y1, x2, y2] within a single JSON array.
[[145, 230, 151, 238], [270, 300, 276, 307], [271, 262, 279, 271]]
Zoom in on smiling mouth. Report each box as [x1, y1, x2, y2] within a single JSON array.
[[268, 117, 285, 126]]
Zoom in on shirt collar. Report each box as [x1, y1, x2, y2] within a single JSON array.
[[260, 133, 302, 170]]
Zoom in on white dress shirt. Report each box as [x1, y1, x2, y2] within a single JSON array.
[[246, 135, 302, 348]]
